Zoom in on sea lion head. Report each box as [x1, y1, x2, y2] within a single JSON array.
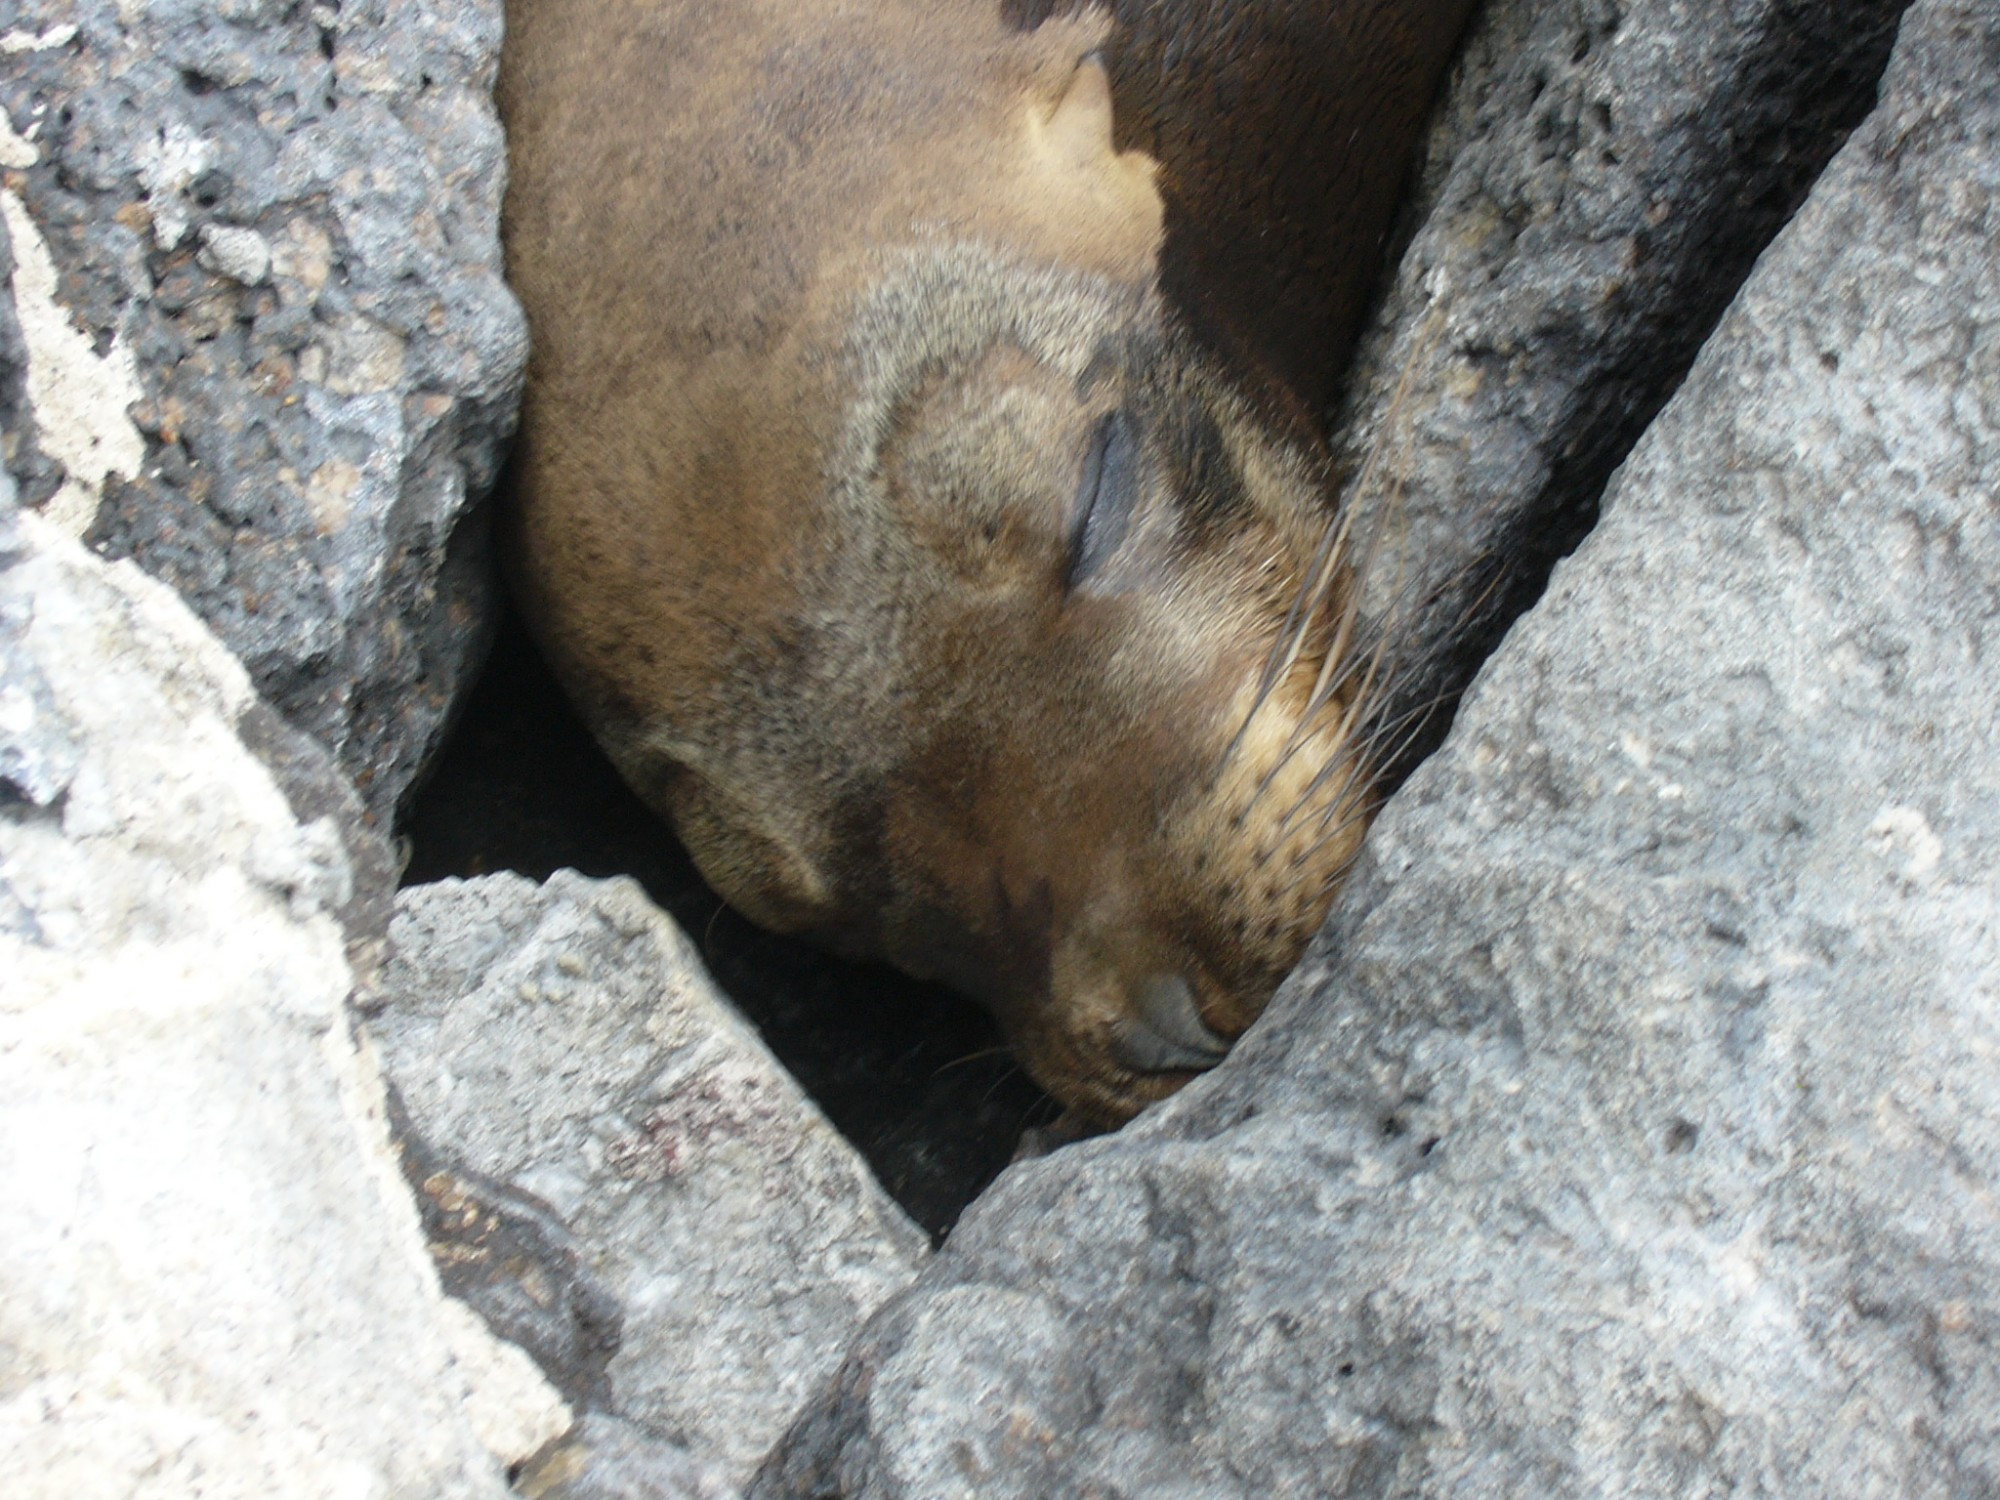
[[504, 22, 1398, 1124], [641, 242, 1379, 1125]]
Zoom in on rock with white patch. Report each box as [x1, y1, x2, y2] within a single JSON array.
[[755, 0, 2000, 1493], [0, 488, 567, 1498], [371, 870, 933, 1489], [0, 0, 525, 818]]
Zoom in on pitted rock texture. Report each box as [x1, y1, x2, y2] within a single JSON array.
[[1335, 0, 1910, 777], [0, 490, 566, 1498], [371, 871, 932, 1489], [754, 0, 2000, 1494], [0, 0, 526, 819]]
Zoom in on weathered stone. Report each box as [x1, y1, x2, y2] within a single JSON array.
[[516, 1414, 736, 1500], [0, 492, 567, 1498], [754, 0, 2000, 1493], [391, 1087, 627, 1414], [371, 870, 932, 1488], [1336, 0, 1910, 775], [0, 0, 526, 819]]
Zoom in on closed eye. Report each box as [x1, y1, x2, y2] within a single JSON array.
[[1067, 409, 1139, 589]]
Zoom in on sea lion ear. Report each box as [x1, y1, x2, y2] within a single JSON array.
[[1044, 52, 1121, 172]]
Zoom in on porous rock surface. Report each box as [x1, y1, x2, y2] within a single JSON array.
[[755, 0, 2000, 1494], [0, 489, 567, 1498], [1337, 0, 1911, 772], [0, 0, 526, 819], [371, 870, 933, 1489]]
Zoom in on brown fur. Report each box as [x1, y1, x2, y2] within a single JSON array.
[[499, 0, 1471, 1121]]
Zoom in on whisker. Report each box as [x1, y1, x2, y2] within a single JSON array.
[[701, 901, 728, 961], [1217, 510, 1347, 781], [932, 1045, 1015, 1078], [980, 1061, 1024, 1107], [1302, 837, 1370, 898], [1232, 468, 1398, 816], [1336, 558, 1508, 783], [1288, 788, 1368, 868], [1242, 634, 1363, 821], [1339, 684, 1462, 802], [1269, 608, 1412, 834], [1217, 301, 1444, 790], [1306, 529, 1488, 750], [1314, 839, 1371, 900], [1015, 1088, 1065, 1138], [1273, 743, 1369, 842], [1262, 512, 1349, 698], [1345, 706, 1441, 780], [1268, 591, 1467, 844]]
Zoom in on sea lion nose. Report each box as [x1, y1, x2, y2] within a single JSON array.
[[1110, 974, 1232, 1074]]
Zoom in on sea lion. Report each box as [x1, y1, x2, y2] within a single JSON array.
[[498, 0, 1475, 1123]]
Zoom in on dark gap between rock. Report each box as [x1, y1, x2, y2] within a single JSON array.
[[399, 605, 1054, 1241]]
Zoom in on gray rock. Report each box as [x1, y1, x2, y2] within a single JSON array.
[[753, 0, 2000, 1493], [1335, 0, 1909, 776], [516, 1413, 737, 1500], [0, 491, 568, 1496], [390, 1088, 628, 1413], [371, 870, 932, 1488], [0, 0, 526, 819]]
